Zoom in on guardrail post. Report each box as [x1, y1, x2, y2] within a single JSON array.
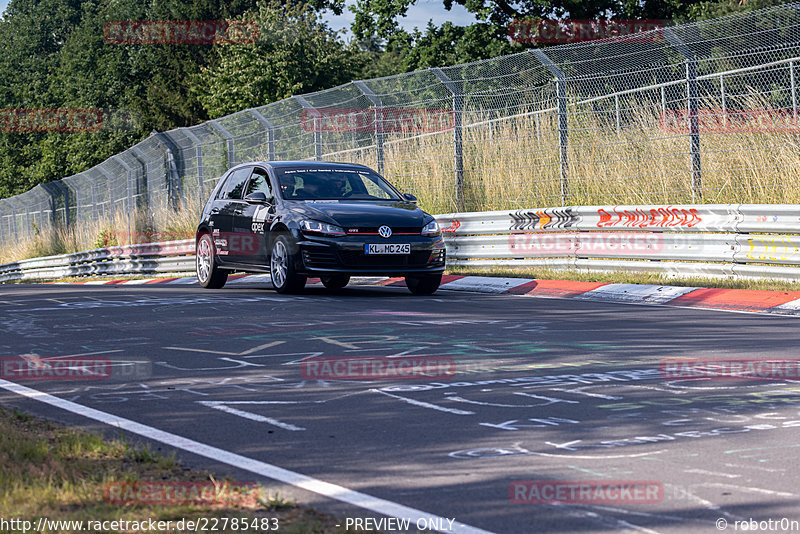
[[431, 68, 464, 211], [248, 109, 276, 161], [353, 81, 385, 175], [665, 28, 702, 201], [294, 96, 322, 161], [181, 129, 206, 205], [530, 49, 569, 205]]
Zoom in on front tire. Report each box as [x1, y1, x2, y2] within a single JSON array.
[[321, 275, 350, 290], [270, 235, 306, 293], [196, 234, 228, 289], [405, 274, 442, 295]]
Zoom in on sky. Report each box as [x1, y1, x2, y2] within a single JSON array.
[[0, 0, 479, 34], [323, 0, 479, 36]]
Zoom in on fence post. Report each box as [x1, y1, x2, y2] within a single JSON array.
[[112, 155, 136, 244], [130, 146, 154, 220], [664, 28, 702, 201], [180, 129, 206, 206], [719, 75, 726, 129], [791, 61, 797, 122], [530, 49, 569, 205], [294, 96, 322, 161], [208, 120, 236, 169], [615, 94, 621, 133], [353, 81, 385, 175], [248, 109, 276, 161], [151, 131, 185, 211], [431, 67, 464, 211]]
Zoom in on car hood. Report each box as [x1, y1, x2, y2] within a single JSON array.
[[289, 201, 429, 228]]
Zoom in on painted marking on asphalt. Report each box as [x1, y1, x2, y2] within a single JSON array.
[[199, 401, 305, 431], [372, 389, 475, 415], [0, 379, 495, 534], [163, 341, 286, 356]]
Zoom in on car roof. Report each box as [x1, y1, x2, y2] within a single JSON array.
[[232, 161, 372, 171]]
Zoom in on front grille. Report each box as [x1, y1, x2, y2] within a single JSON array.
[[345, 227, 421, 235]]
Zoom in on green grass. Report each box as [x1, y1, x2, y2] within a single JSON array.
[[0, 407, 374, 533]]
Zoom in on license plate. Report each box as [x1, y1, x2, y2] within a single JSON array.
[[365, 243, 411, 255]]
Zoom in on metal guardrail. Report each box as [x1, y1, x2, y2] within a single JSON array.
[[0, 240, 194, 283], [435, 204, 800, 281], [2, 203, 800, 283]]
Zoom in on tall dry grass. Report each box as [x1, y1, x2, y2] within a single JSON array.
[[0, 199, 202, 265], [346, 97, 800, 214]]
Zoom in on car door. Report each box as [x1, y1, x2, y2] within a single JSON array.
[[214, 167, 253, 262], [233, 167, 276, 265]]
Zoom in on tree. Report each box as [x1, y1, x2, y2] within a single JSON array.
[[195, 1, 365, 117]]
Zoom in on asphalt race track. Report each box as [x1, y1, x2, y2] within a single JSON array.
[[2, 282, 800, 534]]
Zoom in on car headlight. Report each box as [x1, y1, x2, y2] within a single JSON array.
[[301, 220, 345, 237], [421, 220, 441, 237]]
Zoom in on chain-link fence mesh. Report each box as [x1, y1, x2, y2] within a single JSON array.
[[2, 3, 800, 246]]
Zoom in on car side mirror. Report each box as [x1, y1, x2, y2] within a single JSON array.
[[402, 193, 418, 203], [245, 192, 269, 204]]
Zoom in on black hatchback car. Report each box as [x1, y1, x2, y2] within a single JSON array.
[[195, 161, 446, 294]]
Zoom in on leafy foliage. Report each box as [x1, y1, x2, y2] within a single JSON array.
[[196, 1, 365, 117]]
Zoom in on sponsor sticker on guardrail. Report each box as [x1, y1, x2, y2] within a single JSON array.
[[301, 356, 456, 380]]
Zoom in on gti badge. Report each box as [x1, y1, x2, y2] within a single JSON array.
[[378, 225, 392, 238]]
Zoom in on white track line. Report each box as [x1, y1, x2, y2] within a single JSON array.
[[0, 379, 494, 534]]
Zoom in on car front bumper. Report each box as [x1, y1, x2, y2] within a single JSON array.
[[297, 234, 446, 276]]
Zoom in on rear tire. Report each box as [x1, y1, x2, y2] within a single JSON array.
[[270, 235, 306, 293], [196, 234, 228, 289], [321, 275, 350, 290], [405, 274, 442, 295]]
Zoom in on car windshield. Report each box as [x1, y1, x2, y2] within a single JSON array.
[[276, 168, 402, 201]]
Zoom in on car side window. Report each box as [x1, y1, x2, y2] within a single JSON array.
[[245, 168, 273, 200], [219, 168, 252, 200]]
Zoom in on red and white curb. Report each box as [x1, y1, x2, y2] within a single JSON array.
[[51, 274, 800, 316]]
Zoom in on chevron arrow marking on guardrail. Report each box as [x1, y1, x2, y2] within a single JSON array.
[[162, 341, 285, 356]]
